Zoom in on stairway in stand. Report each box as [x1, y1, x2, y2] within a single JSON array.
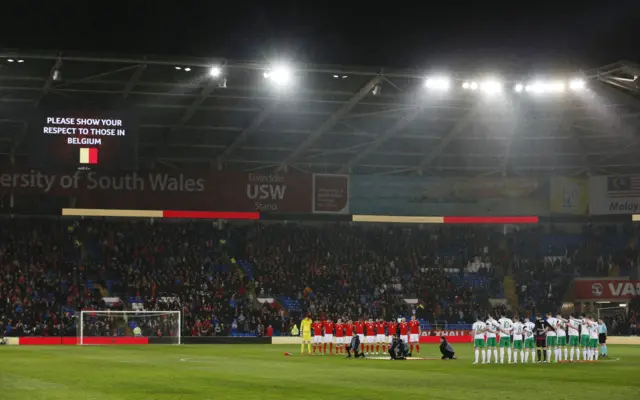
[[504, 275, 518, 311]]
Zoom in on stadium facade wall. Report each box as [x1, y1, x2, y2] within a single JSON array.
[[350, 175, 549, 216]]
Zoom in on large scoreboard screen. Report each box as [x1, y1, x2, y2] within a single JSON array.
[[29, 111, 138, 170]]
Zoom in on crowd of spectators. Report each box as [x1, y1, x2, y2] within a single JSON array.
[[2, 218, 640, 338]]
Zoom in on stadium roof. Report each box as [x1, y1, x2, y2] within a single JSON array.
[[0, 51, 639, 177]]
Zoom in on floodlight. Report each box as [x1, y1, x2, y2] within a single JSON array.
[[209, 66, 222, 78], [514, 83, 524, 92], [569, 78, 585, 91], [17, 59, 24, 63], [264, 64, 293, 86], [462, 81, 478, 90], [525, 81, 566, 94], [184, 67, 191, 72], [425, 77, 450, 91], [7, 59, 14, 63], [175, 66, 182, 70], [480, 79, 502, 94]]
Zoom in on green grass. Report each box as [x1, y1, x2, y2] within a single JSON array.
[[1, 344, 639, 400]]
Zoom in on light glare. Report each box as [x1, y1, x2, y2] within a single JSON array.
[[480, 80, 502, 94], [569, 78, 585, 91], [514, 83, 524, 92], [209, 66, 222, 78], [264, 64, 293, 86], [425, 77, 450, 91]]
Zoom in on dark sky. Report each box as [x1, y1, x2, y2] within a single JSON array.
[[2, 1, 639, 70]]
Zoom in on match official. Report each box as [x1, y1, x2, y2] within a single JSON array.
[[598, 319, 608, 358]]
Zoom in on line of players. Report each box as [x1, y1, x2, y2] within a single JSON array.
[[471, 312, 604, 364], [302, 315, 422, 356]]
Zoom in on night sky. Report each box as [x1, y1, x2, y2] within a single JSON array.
[[2, 1, 639, 70]]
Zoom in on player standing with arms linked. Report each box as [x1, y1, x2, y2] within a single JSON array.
[[580, 314, 590, 361], [312, 319, 324, 355], [300, 313, 313, 355], [524, 317, 536, 363], [323, 318, 334, 356], [387, 319, 398, 351], [511, 316, 524, 364], [409, 315, 421, 355], [588, 317, 599, 362], [364, 318, 376, 355], [498, 313, 513, 364], [334, 319, 345, 355], [485, 316, 499, 364], [399, 318, 409, 345], [565, 313, 581, 362], [375, 318, 387, 355], [555, 314, 567, 363], [534, 314, 547, 363], [345, 319, 354, 350], [471, 316, 487, 364], [354, 318, 365, 351], [544, 312, 558, 363]]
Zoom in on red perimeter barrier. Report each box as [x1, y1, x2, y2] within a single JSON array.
[[18, 337, 148, 345], [419, 335, 472, 344]]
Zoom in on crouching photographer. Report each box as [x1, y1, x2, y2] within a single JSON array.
[[345, 334, 365, 359], [389, 333, 410, 360], [440, 336, 456, 360]]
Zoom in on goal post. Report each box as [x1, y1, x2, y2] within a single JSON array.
[[79, 310, 181, 345]]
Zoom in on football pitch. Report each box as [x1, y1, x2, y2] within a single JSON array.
[[1, 344, 638, 400]]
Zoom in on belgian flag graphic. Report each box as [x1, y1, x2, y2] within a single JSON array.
[[79, 148, 98, 164]]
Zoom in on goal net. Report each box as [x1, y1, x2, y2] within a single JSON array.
[[79, 311, 181, 345]]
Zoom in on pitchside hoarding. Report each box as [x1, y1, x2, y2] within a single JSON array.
[[0, 169, 349, 214]]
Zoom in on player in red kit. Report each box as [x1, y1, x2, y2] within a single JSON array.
[[323, 318, 334, 355], [334, 319, 345, 355], [365, 318, 376, 354], [399, 317, 409, 344], [387, 319, 398, 349], [354, 319, 365, 348], [345, 319, 354, 348], [409, 315, 422, 355], [312, 320, 323, 354], [375, 318, 387, 354]]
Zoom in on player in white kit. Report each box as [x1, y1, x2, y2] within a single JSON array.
[[471, 317, 487, 364], [564, 314, 582, 362], [485, 317, 499, 364], [523, 318, 536, 363], [544, 312, 559, 363], [588, 319, 599, 362], [511, 316, 525, 364], [497, 314, 513, 364], [555, 314, 567, 363]]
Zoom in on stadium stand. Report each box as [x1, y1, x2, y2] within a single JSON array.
[[2, 219, 639, 338]]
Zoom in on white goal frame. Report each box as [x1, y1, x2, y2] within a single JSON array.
[[79, 310, 181, 345]]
